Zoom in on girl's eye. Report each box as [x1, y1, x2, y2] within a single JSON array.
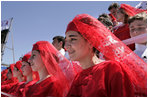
[[71, 38, 77, 41]]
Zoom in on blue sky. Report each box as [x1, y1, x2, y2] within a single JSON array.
[[1, 1, 140, 65]]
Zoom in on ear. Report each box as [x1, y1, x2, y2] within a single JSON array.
[[59, 41, 63, 46]]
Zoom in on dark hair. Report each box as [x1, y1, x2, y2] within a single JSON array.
[[98, 17, 113, 27], [53, 36, 65, 48], [99, 13, 111, 19], [108, 3, 120, 11], [128, 12, 147, 25]]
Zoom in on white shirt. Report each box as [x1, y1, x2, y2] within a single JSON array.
[[59, 48, 65, 56], [134, 44, 147, 62]]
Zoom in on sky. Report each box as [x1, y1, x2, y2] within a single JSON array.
[[1, 1, 141, 65]]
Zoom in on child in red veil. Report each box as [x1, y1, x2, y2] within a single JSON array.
[[3, 60, 25, 96], [65, 14, 146, 97], [6, 53, 39, 97], [26, 41, 74, 97], [1, 64, 19, 96]]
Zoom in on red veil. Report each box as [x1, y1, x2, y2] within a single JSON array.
[[32, 41, 76, 96], [66, 14, 147, 95], [120, 4, 147, 16], [1, 69, 8, 82]]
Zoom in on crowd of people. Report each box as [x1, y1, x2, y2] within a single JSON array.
[[1, 2, 147, 97]]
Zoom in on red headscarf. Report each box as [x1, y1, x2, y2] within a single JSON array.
[[66, 14, 147, 95], [22, 53, 31, 63], [1, 69, 8, 82], [32, 41, 75, 96], [120, 4, 147, 16], [15, 61, 23, 74]]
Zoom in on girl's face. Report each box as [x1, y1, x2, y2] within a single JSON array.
[[7, 69, 12, 79], [129, 20, 147, 44], [116, 10, 125, 22], [21, 61, 32, 76], [28, 50, 44, 71], [65, 31, 92, 61], [13, 66, 21, 77]]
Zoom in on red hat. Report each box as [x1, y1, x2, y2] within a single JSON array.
[[120, 4, 147, 16], [66, 21, 78, 33], [15, 60, 23, 74], [22, 53, 31, 63]]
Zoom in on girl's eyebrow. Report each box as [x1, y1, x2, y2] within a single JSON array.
[[69, 35, 78, 37]]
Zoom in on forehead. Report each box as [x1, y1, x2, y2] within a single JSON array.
[[130, 20, 146, 27], [32, 50, 40, 54], [66, 31, 81, 38]]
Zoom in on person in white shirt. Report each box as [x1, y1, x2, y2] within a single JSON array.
[[128, 12, 147, 62], [52, 36, 65, 55], [52, 36, 70, 59]]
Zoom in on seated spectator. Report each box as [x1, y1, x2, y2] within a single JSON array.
[[52, 35, 70, 60], [98, 14, 113, 32], [52, 36, 65, 55], [128, 12, 147, 62], [108, 2, 120, 26]]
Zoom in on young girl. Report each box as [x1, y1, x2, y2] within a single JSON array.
[[65, 14, 146, 97], [27, 41, 72, 97]]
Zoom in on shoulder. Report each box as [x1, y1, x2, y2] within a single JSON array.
[[95, 60, 122, 71]]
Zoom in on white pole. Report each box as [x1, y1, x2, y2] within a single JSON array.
[[9, 18, 15, 63]]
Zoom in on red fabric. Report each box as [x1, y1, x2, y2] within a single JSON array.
[[32, 41, 77, 96], [26, 76, 64, 97], [22, 52, 31, 62], [1, 69, 8, 82], [17, 80, 37, 97], [108, 13, 118, 26], [113, 24, 135, 51], [66, 14, 147, 96], [7, 82, 25, 96], [109, 13, 116, 21], [67, 61, 135, 97], [1, 77, 19, 93], [15, 61, 23, 74], [120, 4, 147, 16]]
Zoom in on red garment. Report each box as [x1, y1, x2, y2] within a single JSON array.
[[7, 82, 25, 96], [108, 13, 117, 26], [1, 69, 8, 82], [67, 60, 135, 97], [26, 76, 64, 97], [66, 14, 146, 96], [120, 4, 147, 16], [17, 80, 37, 97], [1, 77, 19, 93], [113, 24, 135, 51]]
